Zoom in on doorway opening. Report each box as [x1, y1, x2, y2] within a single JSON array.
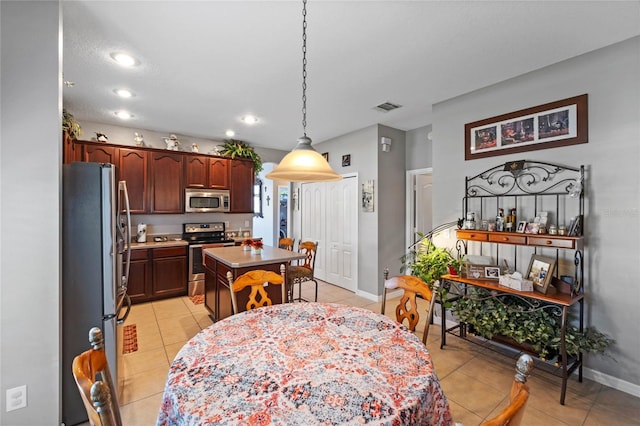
[[405, 168, 433, 251]]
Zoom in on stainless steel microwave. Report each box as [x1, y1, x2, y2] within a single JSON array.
[[185, 188, 230, 213]]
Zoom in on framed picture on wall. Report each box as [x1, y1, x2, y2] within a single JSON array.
[[464, 94, 588, 160]]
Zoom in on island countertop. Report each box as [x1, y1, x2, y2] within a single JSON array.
[[203, 245, 305, 268]]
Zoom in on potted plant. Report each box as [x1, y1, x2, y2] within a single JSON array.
[[451, 287, 612, 360], [402, 236, 461, 286], [218, 139, 263, 175], [241, 239, 254, 251], [250, 240, 264, 255], [62, 109, 83, 140]]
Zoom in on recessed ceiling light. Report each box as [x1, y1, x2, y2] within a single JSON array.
[[114, 110, 133, 120], [241, 115, 259, 125], [225, 130, 236, 137], [110, 52, 137, 67], [114, 89, 133, 98]]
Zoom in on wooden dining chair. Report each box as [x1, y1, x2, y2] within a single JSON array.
[[287, 241, 318, 302], [226, 264, 287, 314], [382, 269, 439, 344], [481, 354, 534, 426], [72, 327, 122, 426], [278, 237, 295, 251]]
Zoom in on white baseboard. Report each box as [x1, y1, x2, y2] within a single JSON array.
[[583, 367, 640, 398]]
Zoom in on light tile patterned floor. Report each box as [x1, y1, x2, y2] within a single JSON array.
[[111, 280, 640, 425]]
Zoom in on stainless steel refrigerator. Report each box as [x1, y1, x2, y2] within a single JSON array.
[[62, 162, 131, 425]]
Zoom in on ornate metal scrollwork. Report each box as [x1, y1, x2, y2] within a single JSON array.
[[466, 160, 583, 197]]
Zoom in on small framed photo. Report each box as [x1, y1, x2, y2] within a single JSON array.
[[516, 221, 527, 233], [525, 222, 540, 234], [527, 255, 557, 294], [484, 266, 500, 279], [342, 154, 351, 167]]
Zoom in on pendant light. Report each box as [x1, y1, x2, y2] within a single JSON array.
[[266, 0, 342, 182]]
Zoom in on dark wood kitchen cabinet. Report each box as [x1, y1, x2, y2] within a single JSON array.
[[82, 143, 118, 165], [119, 148, 148, 213], [152, 246, 188, 298], [129, 245, 187, 303], [229, 158, 254, 213], [127, 249, 152, 303], [184, 155, 229, 189], [150, 152, 183, 213]]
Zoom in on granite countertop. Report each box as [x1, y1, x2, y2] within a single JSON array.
[[204, 245, 304, 268], [130, 239, 188, 249]]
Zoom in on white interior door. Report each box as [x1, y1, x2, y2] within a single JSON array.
[[326, 176, 357, 291], [301, 183, 326, 280], [406, 169, 433, 250], [415, 173, 433, 238], [301, 176, 357, 290]]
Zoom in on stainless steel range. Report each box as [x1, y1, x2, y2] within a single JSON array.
[[183, 222, 235, 296]]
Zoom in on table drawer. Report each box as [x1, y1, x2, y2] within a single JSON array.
[[456, 230, 488, 242], [527, 236, 576, 249], [488, 233, 526, 245]]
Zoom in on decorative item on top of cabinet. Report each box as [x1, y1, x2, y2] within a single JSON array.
[[95, 132, 109, 142], [218, 139, 263, 175], [62, 109, 83, 140], [163, 134, 180, 151], [134, 132, 145, 146]]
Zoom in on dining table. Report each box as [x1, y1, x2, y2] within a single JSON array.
[[157, 302, 452, 425]]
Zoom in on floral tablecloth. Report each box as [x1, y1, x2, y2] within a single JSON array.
[[157, 303, 452, 426]]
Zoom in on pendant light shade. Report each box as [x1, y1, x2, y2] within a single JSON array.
[[265, 0, 342, 183], [266, 136, 342, 182]]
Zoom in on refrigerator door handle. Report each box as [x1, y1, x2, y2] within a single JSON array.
[[118, 180, 132, 290], [116, 293, 132, 325]]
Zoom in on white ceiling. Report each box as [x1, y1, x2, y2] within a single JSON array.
[[62, 1, 640, 151]]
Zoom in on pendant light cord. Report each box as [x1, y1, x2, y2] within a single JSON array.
[[301, 0, 308, 137]]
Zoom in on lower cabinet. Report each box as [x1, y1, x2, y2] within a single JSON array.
[[129, 246, 187, 304]]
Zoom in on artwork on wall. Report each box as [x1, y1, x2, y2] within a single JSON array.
[[322, 152, 329, 161], [362, 180, 374, 212], [464, 94, 588, 160], [342, 154, 351, 167]]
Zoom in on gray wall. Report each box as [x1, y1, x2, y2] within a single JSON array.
[[1, 1, 61, 423], [432, 36, 640, 390], [406, 124, 433, 170]]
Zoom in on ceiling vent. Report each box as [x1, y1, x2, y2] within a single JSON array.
[[374, 101, 402, 112]]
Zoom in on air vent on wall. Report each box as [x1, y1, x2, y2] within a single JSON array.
[[374, 101, 402, 112]]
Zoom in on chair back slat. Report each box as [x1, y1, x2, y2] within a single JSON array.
[[227, 265, 287, 313]]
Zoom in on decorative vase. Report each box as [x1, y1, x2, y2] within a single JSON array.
[[251, 247, 263, 255]]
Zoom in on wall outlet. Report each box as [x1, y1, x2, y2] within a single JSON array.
[[6, 385, 27, 412], [244, 220, 250, 228], [224, 221, 230, 228]]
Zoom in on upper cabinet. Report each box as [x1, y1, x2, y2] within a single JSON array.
[[229, 159, 254, 213], [150, 152, 183, 213], [184, 155, 229, 189], [72, 140, 253, 214], [119, 148, 148, 213]]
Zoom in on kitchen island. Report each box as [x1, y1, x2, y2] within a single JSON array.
[[203, 245, 305, 321]]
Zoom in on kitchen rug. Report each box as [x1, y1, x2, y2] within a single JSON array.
[[122, 324, 138, 354], [190, 294, 204, 305]]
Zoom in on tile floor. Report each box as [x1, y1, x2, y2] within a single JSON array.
[[113, 280, 640, 425]]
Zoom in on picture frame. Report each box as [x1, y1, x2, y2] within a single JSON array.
[[484, 266, 500, 279], [465, 94, 588, 160], [526, 254, 557, 294], [516, 221, 527, 233], [362, 180, 374, 212], [322, 152, 329, 161], [342, 154, 351, 167]]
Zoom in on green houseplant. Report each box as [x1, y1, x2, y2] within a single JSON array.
[[62, 109, 83, 139], [451, 287, 612, 360], [401, 236, 461, 286], [218, 139, 263, 175]]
